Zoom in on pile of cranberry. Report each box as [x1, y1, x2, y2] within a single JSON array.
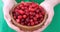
[[12, 2, 45, 26]]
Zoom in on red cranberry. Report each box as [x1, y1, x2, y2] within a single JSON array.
[[34, 21, 38, 25], [18, 15, 22, 19], [27, 23, 30, 26], [20, 22, 24, 25], [13, 16, 16, 19], [39, 14, 43, 18], [33, 17, 37, 21], [21, 6, 25, 10], [23, 15, 27, 18], [16, 19, 20, 23], [29, 8, 35, 12], [30, 21, 34, 26], [35, 14, 40, 18], [30, 19, 34, 22], [41, 11, 45, 15], [18, 10, 25, 14]]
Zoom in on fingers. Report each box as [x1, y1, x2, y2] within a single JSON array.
[[2, 0, 17, 17], [33, 9, 54, 32], [4, 12, 24, 32], [40, 0, 60, 8], [40, 1, 54, 16], [34, 1, 54, 32], [3, 0, 17, 21], [4, 14, 23, 32], [2, 0, 17, 13], [2, 0, 20, 31], [2, 0, 17, 4]]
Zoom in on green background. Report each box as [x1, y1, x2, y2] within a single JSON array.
[[0, 0, 60, 32]]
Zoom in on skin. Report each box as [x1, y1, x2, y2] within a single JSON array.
[[2, 0, 60, 32]]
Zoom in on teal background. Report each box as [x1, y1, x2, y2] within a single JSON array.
[[0, 0, 60, 32]]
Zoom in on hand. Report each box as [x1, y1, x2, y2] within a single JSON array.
[[33, 0, 60, 32], [2, 0, 23, 32]]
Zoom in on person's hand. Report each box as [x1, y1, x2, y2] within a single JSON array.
[[2, 0, 24, 32], [34, 0, 60, 32]]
